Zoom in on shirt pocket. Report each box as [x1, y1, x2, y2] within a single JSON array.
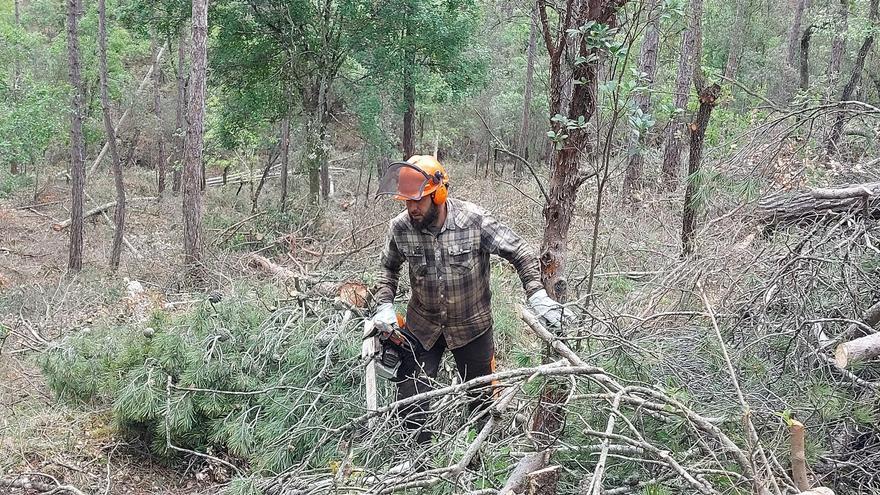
[[404, 244, 429, 278], [447, 243, 476, 275]]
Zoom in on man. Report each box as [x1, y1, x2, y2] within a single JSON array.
[[372, 155, 566, 446]]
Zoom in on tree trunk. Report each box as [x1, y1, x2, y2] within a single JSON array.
[[800, 26, 813, 92], [152, 37, 167, 196], [66, 0, 86, 273], [681, 83, 721, 257], [516, 10, 538, 178], [317, 78, 330, 201], [623, 0, 661, 197], [539, 0, 624, 301], [183, 0, 208, 277], [723, 0, 747, 80], [786, 0, 807, 67], [660, 0, 703, 190], [402, 55, 416, 160], [11, 0, 21, 175], [828, 0, 848, 86], [279, 113, 291, 211], [173, 28, 186, 195], [826, 0, 878, 155], [98, 0, 126, 271]]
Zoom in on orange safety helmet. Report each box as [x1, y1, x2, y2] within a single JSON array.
[[376, 155, 449, 205]]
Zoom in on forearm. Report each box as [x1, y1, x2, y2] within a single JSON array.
[[374, 268, 400, 305]]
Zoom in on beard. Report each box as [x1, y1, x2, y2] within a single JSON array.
[[409, 201, 439, 230]]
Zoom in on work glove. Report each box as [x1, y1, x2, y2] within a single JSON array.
[[372, 302, 397, 328], [528, 289, 567, 329]]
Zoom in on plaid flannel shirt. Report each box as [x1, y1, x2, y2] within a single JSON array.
[[375, 198, 544, 350]]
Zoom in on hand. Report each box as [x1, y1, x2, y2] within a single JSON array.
[[372, 302, 397, 327], [528, 289, 567, 328]]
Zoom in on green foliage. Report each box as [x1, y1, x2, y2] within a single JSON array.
[[40, 284, 366, 474]]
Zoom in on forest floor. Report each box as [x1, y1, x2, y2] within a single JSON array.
[[2, 157, 878, 495]]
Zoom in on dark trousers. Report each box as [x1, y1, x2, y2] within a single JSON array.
[[396, 329, 495, 444]]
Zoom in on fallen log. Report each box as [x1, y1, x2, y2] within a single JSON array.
[[248, 253, 298, 281], [834, 332, 880, 368], [757, 182, 880, 225], [51, 196, 156, 231]]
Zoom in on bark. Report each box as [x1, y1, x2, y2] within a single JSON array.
[[279, 113, 291, 211], [402, 53, 416, 159], [173, 28, 186, 194], [98, 0, 126, 271], [790, 420, 810, 491], [800, 26, 814, 92], [152, 37, 167, 196], [516, 10, 539, 178], [623, 0, 661, 196], [681, 83, 721, 257], [828, 0, 848, 85], [757, 182, 880, 225], [539, 0, 626, 301], [500, 451, 550, 495], [826, 0, 878, 154], [835, 332, 880, 368], [786, 0, 808, 67], [66, 0, 85, 272], [527, 465, 560, 495], [722, 0, 747, 80], [183, 0, 208, 276], [660, 0, 703, 190]]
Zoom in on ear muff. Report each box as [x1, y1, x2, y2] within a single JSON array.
[[430, 171, 448, 205], [432, 184, 448, 205]]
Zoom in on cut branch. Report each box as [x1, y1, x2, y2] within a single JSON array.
[[51, 197, 156, 231]]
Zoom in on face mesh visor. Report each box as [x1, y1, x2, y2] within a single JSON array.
[[376, 162, 431, 201]]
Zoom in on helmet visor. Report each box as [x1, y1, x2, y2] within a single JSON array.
[[376, 162, 431, 201]]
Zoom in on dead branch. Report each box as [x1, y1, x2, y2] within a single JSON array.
[[758, 182, 880, 225], [0, 474, 88, 495], [51, 196, 156, 231]]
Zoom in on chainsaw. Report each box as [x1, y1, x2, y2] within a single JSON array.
[[362, 313, 415, 380]]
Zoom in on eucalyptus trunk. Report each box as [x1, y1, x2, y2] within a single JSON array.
[[402, 52, 416, 159], [828, 0, 849, 87], [515, 10, 538, 178], [723, 0, 747, 80], [785, 0, 807, 67]]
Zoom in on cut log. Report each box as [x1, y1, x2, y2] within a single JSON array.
[[790, 420, 810, 491], [799, 489, 835, 495], [834, 332, 880, 368], [527, 465, 560, 495], [758, 182, 880, 225], [52, 196, 156, 231], [499, 451, 550, 495]]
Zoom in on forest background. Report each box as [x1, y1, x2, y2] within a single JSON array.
[[2, 0, 880, 494]]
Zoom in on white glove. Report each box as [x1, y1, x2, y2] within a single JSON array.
[[373, 302, 397, 327], [528, 289, 566, 328]]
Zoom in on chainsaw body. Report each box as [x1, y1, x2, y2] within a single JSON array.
[[365, 318, 416, 380]]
